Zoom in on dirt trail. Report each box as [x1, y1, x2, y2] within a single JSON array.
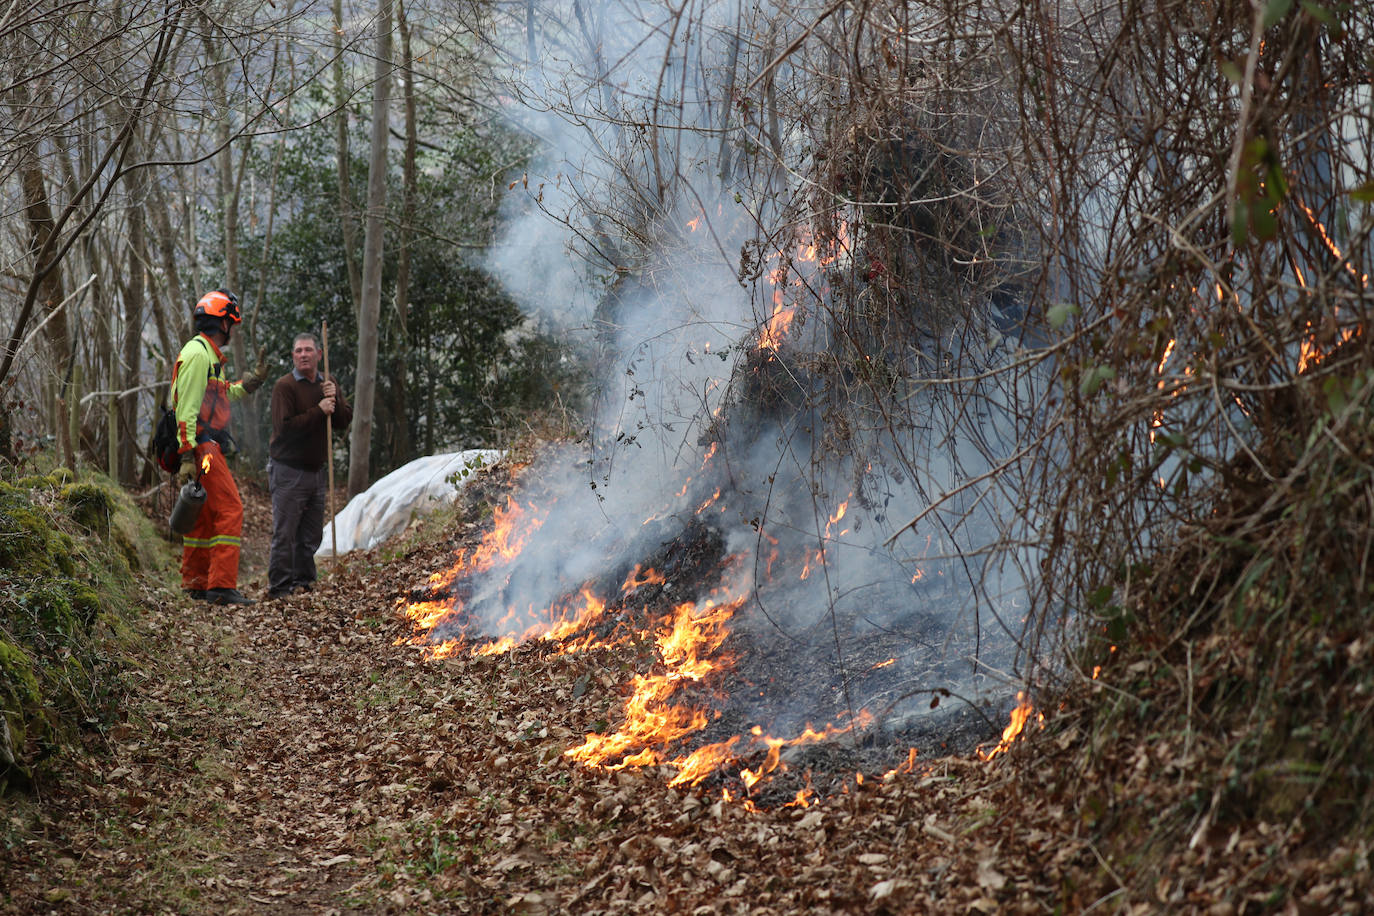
[[2, 483, 1100, 914], [4, 473, 1369, 913], [2, 581, 392, 912]]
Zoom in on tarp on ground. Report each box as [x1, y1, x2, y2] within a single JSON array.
[[316, 449, 503, 557]]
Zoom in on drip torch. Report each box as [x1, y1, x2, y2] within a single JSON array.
[[169, 454, 210, 534]]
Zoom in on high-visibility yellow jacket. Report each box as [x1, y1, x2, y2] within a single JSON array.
[[171, 334, 249, 455]]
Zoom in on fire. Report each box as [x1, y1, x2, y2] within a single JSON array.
[[1150, 337, 1193, 443], [561, 557, 878, 791], [397, 496, 551, 651], [883, 747, 918, 780], [620, 565, 666, 593], [758, 292, 797, 352], [201, 453, 212, 475], [825, 499, 850, 539], [1156, 338, 1176, 376], [695, 488, 723, 514], [739, 738, 783, 790], [1289, 202, 1366, 372], [398, 436, 900, 800], [977, 692, 1041, 760], [1297, 202, 1370, 286], [755, 221, 851, 352], [1297, 317, 1361, 373], [565, 591, 743, 774]]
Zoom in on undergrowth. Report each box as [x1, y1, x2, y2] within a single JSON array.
[[1068, 359, 1374, 893]]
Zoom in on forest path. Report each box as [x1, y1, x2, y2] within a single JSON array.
[[2, 483, 1095, 915], [2, 579, 405, 913]]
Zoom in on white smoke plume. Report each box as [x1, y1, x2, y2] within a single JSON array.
[[437, 0, 1048, 749]]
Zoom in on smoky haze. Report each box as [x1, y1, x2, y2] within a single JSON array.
[[438, 0, 1047, 745]]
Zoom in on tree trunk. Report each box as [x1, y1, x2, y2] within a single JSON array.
[[391, 0, 416, 463], [148, 180, 187, 333], [20, 161, 72, 389], [120, 145, 148, 484], [202, 17, 254, 456], [335, 0, 363, 317], [347, 0, 393, 495], [145, 180, 180, 375]]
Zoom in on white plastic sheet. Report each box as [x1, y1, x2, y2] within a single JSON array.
[[315, 449, 503, 557]]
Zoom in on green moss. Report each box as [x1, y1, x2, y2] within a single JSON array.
[[0, 640, 41, 705], [0, 504, 54, 572], [0, 639, 40, 789], [0, 467, 167, 793], [59, 482, 116, 532]]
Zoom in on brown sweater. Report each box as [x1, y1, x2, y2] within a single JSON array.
[[268, 371, 353, 471]]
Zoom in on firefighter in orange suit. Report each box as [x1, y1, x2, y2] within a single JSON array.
[[171, 289, 268, 605]]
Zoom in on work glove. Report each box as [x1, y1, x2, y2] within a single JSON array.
[[176, 453, 198, 491], [242, 346, 269, 394]]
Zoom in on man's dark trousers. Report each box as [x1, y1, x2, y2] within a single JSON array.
[[268, 460, 327, 594]]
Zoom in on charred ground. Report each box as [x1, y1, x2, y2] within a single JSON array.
[[403, 447, 1007, 796]]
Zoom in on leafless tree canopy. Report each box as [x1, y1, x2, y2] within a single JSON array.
[[449, 0, 1371, 688], [2, 0, 1371, 697]]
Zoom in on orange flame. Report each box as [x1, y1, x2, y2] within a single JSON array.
[[400, 436, 891, 797], [883, 747, 918, 780], [977, 692, 1040, 760], [825, 499, 851, 540], [1297, 202, 1370, 286], [621, 565, 666, 594], [565, 591, 743, 775], [201, 453, 212, 475], [1297, 317, 1361, 373], [398, 497, 550, 650], [755, 221, 852, 351]]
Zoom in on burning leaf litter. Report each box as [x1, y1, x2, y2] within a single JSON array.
[[394, 450, 1014, 804]]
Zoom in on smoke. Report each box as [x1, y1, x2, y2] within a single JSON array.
[[454, 0, 1044, 740]]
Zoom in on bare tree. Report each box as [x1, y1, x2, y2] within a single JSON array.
[[335, 0, 364, 315], [347, 0, 395, 495], [0, 0, 358, 476]]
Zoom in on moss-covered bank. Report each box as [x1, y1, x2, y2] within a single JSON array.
[[0, 466, 170, 792]]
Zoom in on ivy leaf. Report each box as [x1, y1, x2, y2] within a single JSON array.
[[1048, 303, 1079, 330], [1080, 365, 1116, 397], [1231, 200, 1250, 246], [1350, 180, 1374, 203], [1262, 0, 1293, 28]]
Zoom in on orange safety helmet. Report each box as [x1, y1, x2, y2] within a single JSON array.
[[194, 289, 242, 324]]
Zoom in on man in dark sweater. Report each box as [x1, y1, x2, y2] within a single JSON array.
[[267, 331, 353, 598]]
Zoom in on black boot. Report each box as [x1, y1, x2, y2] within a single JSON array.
[[205, 588, 255, 606]]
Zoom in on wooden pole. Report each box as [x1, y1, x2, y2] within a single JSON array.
[[322, 320, 337, 562]]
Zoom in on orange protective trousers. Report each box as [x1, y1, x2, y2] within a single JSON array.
[[180, 441, 244, 591]]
